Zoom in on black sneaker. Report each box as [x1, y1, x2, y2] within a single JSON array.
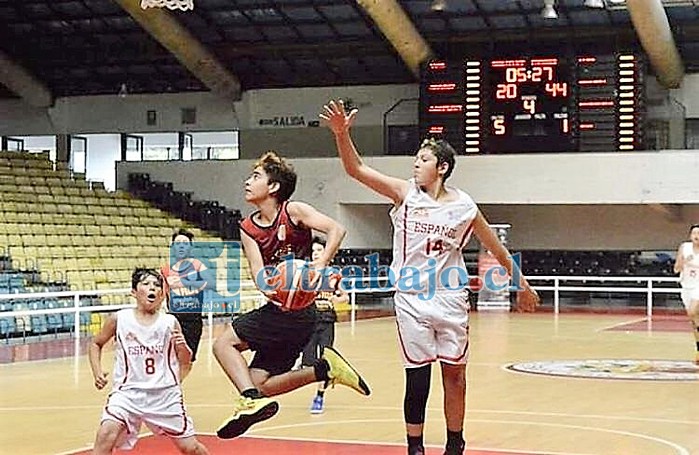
[[323, 346, 371, 396], [216, 396, 279, 439], [443, 440, 466, 455]]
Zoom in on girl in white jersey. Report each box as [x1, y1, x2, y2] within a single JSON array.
[[321, 99, 540, 455], [89, 268, 208, 455], [673, 224, 699, 364]]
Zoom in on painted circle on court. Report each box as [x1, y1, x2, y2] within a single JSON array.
[[505, 359, 699, 381]]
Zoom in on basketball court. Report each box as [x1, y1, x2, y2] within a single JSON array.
[[1, 313, 697, 455]]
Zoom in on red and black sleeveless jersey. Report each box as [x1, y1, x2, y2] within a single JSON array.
[[240, 201, 312, 266]]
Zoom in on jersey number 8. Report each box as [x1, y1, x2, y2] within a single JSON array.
[[145, 357, 155, 375]]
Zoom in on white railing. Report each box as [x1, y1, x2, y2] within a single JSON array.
[[340, 275, 683, 332], [0, 288, 132, 354], [528, 275, 681, 317], [0, 275, 683, 343]]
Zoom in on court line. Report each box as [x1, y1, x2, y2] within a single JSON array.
[[596, 317, 648, 332], [53, 431, 590, 455], [4, 404, 697, 426], [53, 432, 155, 455], [245, 418, 690, 455], [238, 433, 593, 455]]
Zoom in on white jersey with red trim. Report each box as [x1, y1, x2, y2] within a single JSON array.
[[389, 179, 478, 294], [680, 242, 699, 289], [112, 309, 181, 391]]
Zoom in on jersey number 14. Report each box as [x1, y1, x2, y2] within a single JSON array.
[[426, 239, 445, 255]]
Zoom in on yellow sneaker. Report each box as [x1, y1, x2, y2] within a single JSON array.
[[216, 396, 279, 439], [322, 346, 371, 396]]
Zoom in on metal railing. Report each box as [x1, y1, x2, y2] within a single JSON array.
[[0, 275, 684, 342]]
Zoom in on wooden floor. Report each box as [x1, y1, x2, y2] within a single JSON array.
[[0, 313, 697, 455]]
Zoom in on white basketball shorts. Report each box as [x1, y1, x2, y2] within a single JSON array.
[[680, 287, 699, 308], [394, 291, 470, 368], [101, 386, 195, 449]]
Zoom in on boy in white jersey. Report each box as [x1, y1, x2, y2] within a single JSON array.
[[673, 224, 699, 364], [89, 268, 208, 455], [321, 100, 540, 455]]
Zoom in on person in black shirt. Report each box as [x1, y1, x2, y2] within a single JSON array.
[[301, 236, 349, 414]]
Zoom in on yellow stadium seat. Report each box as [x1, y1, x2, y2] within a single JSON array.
[[34, 185, 51, 195]]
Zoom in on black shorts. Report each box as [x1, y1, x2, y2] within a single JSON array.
[[172, 312, 203, 362], [301, 320, 335, 367], [231, 303, 317, 376]]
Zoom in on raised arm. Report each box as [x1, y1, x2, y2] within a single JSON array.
[[471, 211, 540, 312], [321, 99, 408, 205], [89, 314, 117, 390], [287, 201, 346, 268]]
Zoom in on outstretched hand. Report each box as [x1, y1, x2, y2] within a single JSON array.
[[515, 287, 541, 313], [319, 99, 357, 135], [94, 371, 109, 390]]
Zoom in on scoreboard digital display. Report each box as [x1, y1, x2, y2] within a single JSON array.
[[419, 54, 645, 154]]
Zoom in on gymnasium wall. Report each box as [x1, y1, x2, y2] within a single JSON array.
[[0, 84, 416, 158], [116, 150, 699, 250]]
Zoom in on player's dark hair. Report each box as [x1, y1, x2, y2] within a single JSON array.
[[420, 137, 456, 182], [312, 236, 327, 247], [171, 228, 194, 243], [689, 224, 699, 233], [131, 268, 163, 290], [254, 151, 297, 202]]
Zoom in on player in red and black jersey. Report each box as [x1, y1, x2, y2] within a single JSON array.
[[213, 151, 371, 440]]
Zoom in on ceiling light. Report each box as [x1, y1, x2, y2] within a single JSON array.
[[431, 0, 448, 12], [541, 0, 558, 19], [585, 0, 605, 8]]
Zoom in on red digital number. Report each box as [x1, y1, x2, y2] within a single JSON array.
[[506, 68, 528, 82], [545, 82, 568, 97], [531, 67, 542, 82], [505, 68, 517, 83], [542, 67, 553, 81], [496, 83, 517, 99], [493, 118, 506, 135], [523, 99, 536, 114]]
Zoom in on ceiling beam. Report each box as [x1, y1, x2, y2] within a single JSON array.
[[625, 0, 684, 88], [0, 50, 53, 107], [113, 0, 241, 100], [355, 0, 434, 78]]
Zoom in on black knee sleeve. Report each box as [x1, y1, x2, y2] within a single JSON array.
[[404, 364, 431, 424]]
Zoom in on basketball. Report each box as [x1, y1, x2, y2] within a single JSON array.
[[268, 259, 320, 311]]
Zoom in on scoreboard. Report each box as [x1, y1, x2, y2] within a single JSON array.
[[419, 54, 645, 154]]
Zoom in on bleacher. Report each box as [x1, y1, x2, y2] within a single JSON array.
[[0, 151, 260, 342], [0, 151, 221, 295]]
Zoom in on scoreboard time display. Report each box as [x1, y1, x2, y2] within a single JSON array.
[[419, 54, 645, 154]]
